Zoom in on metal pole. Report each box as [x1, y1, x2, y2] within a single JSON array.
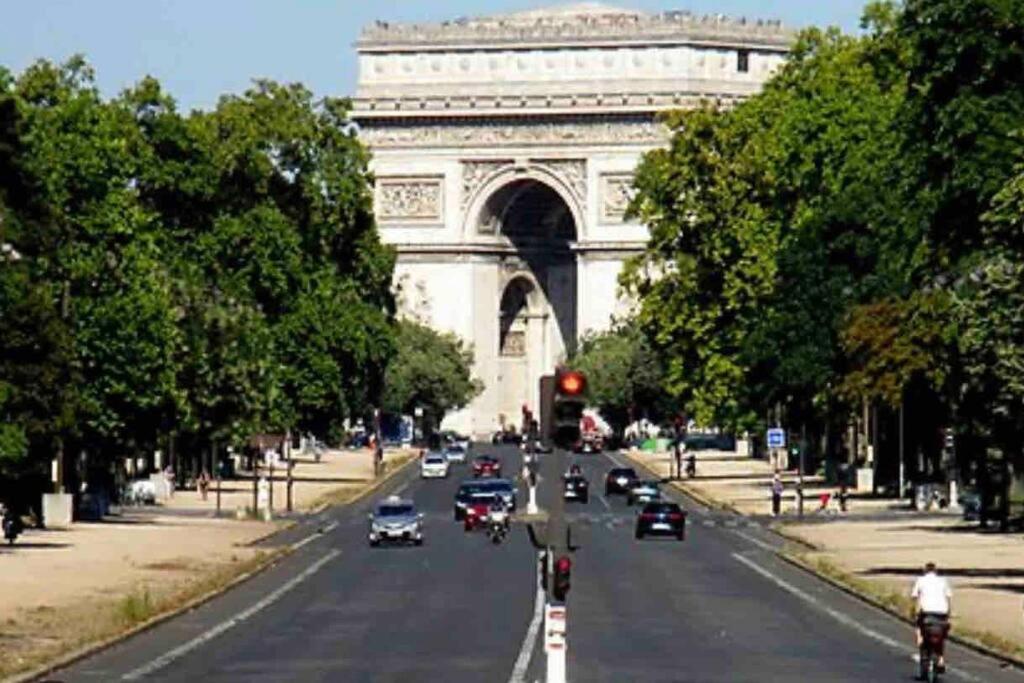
[[798, 446, 805, 519], [214, 440, 221, 516], [252, 458, 259, 517], [899, 400, 905, 500], [287, 458, 294, 513], [269, 462, 275, 514], [546, 445, 568, 683]]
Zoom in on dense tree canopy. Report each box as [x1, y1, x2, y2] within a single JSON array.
[[626, 0, 1024, 491], [381, 319, 482, 432], [568, 325, 673, 433], [0, 58, 396, 487]]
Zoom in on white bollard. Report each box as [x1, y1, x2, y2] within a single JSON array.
[[527, 484, 539, 515], [545, 603, 567, 683]]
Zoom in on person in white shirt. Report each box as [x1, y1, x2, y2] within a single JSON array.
[[911, 562, 952, 671]]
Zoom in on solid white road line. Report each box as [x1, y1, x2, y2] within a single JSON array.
[[508, 555, 546, 683], [731, 553, 983, 683], [121, 549, 341, 681], [732, 529, 777, 553]]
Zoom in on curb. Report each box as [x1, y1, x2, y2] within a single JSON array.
[[778, 551, 1024, 671], [9, 454, 418, 683], [767, 523, 823, 552], [10, 545, 292, 683]]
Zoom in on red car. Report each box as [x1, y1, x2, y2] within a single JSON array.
[[463, 497, 493, 531], [472, 455, 502, 478]]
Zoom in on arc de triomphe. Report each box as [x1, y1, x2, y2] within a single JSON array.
[[352, 4, 792, 437]]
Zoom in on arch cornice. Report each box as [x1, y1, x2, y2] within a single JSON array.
[[461, 161, 586, 241]]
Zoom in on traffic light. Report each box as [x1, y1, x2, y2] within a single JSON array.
[[552, 555, 571, 602], [551, 369, 587, 448]]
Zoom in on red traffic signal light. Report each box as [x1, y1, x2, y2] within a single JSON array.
[[557, 370, 586, 396], [553, 555, 571, 602]]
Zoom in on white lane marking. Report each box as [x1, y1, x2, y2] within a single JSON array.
[[732, 529, 777, 553], [731, 553, 983, 683], [122, 550, 341, 681], [597, 494, 611, 511], [393, 482, 408, 496], [289, 521, 339, 551], [508, 554, 546, 683]]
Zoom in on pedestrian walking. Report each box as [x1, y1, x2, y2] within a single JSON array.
[[197, 469, 210, 501], [838, 483, 849, 513], [771, 473, 784, 517]]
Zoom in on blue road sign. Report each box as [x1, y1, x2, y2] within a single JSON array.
[[766, 428, 786, 449]]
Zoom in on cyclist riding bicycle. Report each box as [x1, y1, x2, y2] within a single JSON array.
[[911, 562, 952, 674]]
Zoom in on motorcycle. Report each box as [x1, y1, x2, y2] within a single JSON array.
[[919, 615, 948, 682], [3, 512, 23, 545], [486, 508, 509, 544]]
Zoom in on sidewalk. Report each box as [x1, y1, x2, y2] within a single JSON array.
[[625, 447, 1024, 658], [0, 447, 414, 681]]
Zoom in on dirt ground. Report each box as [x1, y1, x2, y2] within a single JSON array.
[[0, 447, 414, 680]]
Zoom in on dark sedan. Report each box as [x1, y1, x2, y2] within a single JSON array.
[[605, 467, 639, 495], [563, 474, 590, 503], [635, 501, 686, 540]]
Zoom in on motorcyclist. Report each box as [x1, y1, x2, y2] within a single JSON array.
[[488, 495, 509, 528], [568, 463, 582, 477], [911, 561, 952, 673], [2, 502, 23, 542]]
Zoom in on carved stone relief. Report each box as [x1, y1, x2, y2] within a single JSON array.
[[376, 176, 443, 222], [535, 158, 586, 202], [361, 119, 668, 149], [600, 172, 636, 222], [462, 159, 513, 213]]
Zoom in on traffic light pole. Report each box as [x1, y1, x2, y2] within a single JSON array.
[[545, 446, 568, 683]]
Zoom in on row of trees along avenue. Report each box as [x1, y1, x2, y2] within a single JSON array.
[[0, 59, 480, 515], [589, 0, 1024, 525]]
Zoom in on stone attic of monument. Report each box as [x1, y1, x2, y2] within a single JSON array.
[[351, 4, 793, 436]]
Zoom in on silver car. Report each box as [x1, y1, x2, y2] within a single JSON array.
[[368, 496, 424, 546], [445, 443, 468, 464], [626, 480, 662, 507]]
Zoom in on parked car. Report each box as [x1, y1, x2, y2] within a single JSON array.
[[635, 501, 686, 540]]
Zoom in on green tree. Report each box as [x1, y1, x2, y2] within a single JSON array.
[[382, 320, 482, 432], [568, 325, 672, 433]]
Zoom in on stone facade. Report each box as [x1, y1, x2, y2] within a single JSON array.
[[352, 3, 792, 437]]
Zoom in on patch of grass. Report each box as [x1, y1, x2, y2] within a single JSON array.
[[788, 551, 1024, 665], [115, 587, 155, 626]]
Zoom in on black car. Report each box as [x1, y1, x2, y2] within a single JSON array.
[[605, 467, 639, 495], [563, 474, 589, 503], [635, 501, 686, 540], [492, 430, 522, 445]]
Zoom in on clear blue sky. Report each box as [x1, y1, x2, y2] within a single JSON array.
[[1, 1, 867, 111]]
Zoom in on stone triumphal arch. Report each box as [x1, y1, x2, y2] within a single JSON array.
[[352, 3, 792, 436]]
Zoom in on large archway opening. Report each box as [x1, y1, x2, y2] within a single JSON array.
[[482, 177, 578, 427]]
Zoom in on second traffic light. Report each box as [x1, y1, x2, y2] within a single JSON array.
[[540, 369, 587, 449], [552, 555, 571, 602]]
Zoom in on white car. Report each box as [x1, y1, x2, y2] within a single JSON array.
[[421, 453, 450, 478], [444, 444, 468, 464]]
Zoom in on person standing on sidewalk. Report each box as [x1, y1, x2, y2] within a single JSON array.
[[771, 473, 784, 517]]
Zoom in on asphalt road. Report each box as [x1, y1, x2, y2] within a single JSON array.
[[48, 445, 1024, 682]]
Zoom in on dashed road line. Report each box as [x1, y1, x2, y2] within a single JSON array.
[[121, 549, 341, 681], [597, 494, 611, 511]]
